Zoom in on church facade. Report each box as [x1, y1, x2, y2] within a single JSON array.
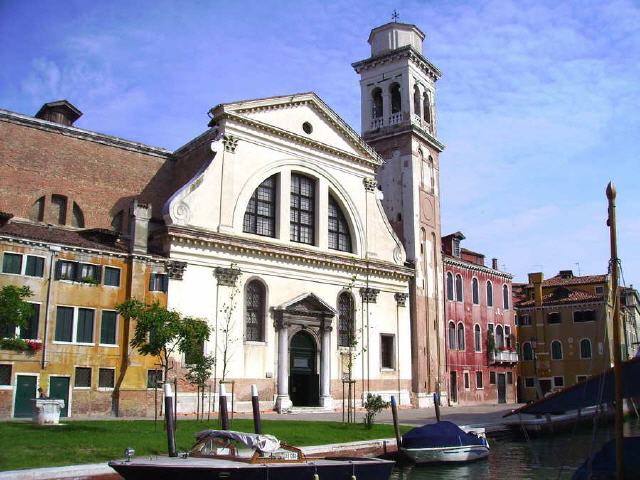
[[0, 20, 459, 417]]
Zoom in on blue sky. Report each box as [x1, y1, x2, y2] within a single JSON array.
[[1, 0, 638, 286]]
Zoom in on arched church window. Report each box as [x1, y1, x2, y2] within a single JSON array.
[[371, 88, 383, 119], [245, 280, 266, 342], [30, 196, 45, 222], [71, 202, 84, 228], [413, 85, 421, 117], [390, 83, 401, 114], [423, 92, 432, 124], [337, 292, 355, 347], [328, 195, 352, 252], [243, 174, 276, 238], [290, 173, 315, 245]]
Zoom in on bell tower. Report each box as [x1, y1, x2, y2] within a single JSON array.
[[353, 20, 446, 407]]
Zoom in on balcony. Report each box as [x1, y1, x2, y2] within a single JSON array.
[[489, 350, 519, 364], [370, 117, 384, 129]]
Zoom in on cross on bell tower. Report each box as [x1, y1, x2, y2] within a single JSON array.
[[392, 9, 400, 22], [352, 21, 446, 408]]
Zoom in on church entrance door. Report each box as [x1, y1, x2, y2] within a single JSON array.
[[289, 331, 319, 406]]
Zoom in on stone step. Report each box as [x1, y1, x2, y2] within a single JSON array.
[[287, 406, 335, 415]]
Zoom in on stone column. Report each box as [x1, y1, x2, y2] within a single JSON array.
[[274, 318, 292, 413], [320, 323, 333, 409]]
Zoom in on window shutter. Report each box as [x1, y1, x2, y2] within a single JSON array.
[[96, 265, 102, 284], [149, 273, 154, 291], [54, 260, 63, 280], [162, 274, 169, 292]]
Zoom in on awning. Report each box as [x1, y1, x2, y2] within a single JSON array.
[[504, 356, 640, 417]]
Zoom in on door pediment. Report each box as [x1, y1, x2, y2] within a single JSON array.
[[275, 293, 336, 330]]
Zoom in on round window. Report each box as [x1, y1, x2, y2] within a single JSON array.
[[302, 122, 313, 134]]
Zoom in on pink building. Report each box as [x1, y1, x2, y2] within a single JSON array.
[[443, 232, 518, 405]]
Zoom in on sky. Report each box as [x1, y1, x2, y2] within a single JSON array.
[[1, 0, 638, 286]]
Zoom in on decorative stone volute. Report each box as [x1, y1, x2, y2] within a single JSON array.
[[394, 292, 408, 306], [214, 265, 241, 286], [223, 134, 239, 153], [165, 260, 187, 280], [360, 287, 380, 303], [363, 177, 378, 192]]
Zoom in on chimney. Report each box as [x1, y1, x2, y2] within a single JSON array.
[[558, 270, 574, 279], [35, 100, 82, 126], [492, 258, 498, 270], [129, 200, 152, 254], [528, 272, 544, 307]]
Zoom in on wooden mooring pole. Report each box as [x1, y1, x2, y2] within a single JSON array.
[[606, 181, 624, 480], [391, 395, 402, 452]]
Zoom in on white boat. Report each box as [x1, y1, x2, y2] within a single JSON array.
[[400, 421, 490, 464]]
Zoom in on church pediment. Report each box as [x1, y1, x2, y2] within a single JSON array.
[[210, 93, 382, 168], [276, 292, 337, 317]]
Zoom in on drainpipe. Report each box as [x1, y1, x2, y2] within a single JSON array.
[[41, 245, 60, 369]]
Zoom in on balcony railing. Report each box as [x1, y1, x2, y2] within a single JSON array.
[[389, 112, 403, 126], [370, 117, 384, 129], [489, 350, 519, 364]]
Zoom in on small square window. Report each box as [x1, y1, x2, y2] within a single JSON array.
[[104, 267, 121, 287], [577, 375, 589, 383], [0, 365, 11, 386], [553, 376, 564, 388], [56, 260, 78, 281], [476, 371, 483, 389], [525, 377, 535, 388], [463, 372, 470, 389], [149, 273, 168, 292], [147, 369, 163, 388], [2, 253, 22, 274], [489, 371, 496, 385], [25, 256, 45, 277], [78, 263, 100, 284], [75, 367, 91, 388], [507, 371, 513, 384], [98, 368, 115, 389]]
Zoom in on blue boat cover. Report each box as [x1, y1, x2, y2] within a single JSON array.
[[572, 436, 640, 480], [401, 421, 486, 449]]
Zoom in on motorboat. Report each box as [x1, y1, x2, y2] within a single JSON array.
[[400, 421, 489, 464], [108, 429, 395, 480]]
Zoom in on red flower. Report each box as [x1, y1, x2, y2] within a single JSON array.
[[25, 340, 42, 352]]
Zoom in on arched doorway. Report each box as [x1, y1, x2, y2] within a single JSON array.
[[289, 331, 319, 406]]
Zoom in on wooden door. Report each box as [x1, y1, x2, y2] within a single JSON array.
[[49, 377, 70, 417], [14, 375, 37, 418]]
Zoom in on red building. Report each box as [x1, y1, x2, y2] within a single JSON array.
[[443, 232, 518, 405]]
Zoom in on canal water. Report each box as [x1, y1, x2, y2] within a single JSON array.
[[391, 419, 640, 479]]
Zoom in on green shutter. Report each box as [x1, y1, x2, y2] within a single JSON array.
[[55, 307, 73, 342], [100, 311, 117, 345], [25, 256, 44, 277], [20, 303, 40, 340], [2, 253, 22, 274], [77, 309, 94, 343]]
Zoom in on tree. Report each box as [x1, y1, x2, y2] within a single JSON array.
[[217, 283, 239, 382], [0, 286, 38, 352], [0, 285, 33, 335], [116, 299, 211, 383], [185, 353, 215, 420]]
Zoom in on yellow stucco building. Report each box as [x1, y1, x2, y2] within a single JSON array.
[[515, 270, 615, 402]]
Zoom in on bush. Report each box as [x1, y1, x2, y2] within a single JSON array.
[[363, 393, 389, 429]]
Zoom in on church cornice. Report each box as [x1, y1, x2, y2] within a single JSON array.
[[219, 110, 383, 170], [364, 122, 445, 153], [210, 93, 384, 168], [161, 226, 413, 281], [352, 45, 442, 81], [443, 255, 513, 280]]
